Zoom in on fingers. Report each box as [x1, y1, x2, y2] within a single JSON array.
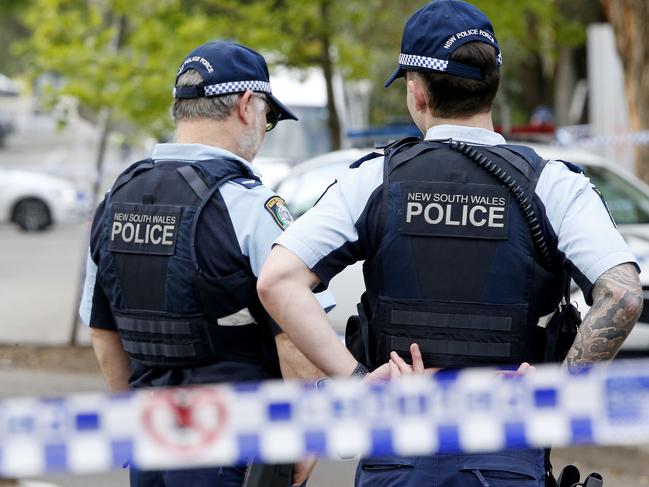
[[517, 362, 530, 374], [362, 362, 390, 383], [389, 358, 400, 378], [424, 367, 440, 376], [497, 362, 537, 377], [292, 456, 318, 486], [516, 362, 536, 375], [410, 343, 425, 374], [367, 343, 431, 383], [390, 351, 413, 375]]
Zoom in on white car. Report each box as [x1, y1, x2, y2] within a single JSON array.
[[0, 167, 90, 231], [276, 144, 649, 354]]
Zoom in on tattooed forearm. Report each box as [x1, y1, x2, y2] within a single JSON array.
[[564, 263, 643, 369]]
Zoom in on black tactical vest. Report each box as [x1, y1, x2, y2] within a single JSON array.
[[356, 139, 567, 370], [95, 157, 277, 369]]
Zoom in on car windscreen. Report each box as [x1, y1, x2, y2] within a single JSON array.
[[278, 161, 350, 217], [258, 106, 330, 160], [582, 165, 649, 224]]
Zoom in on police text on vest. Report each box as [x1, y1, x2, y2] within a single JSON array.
[[406, 192, 506, 228], [108, 203, 181, 255], [400, 182, 509, 240]]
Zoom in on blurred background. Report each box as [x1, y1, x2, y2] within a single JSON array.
[[2, 0, 649, 485]]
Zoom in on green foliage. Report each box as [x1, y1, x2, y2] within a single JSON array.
[[474, 0, 589, 56], [14, 0, 417, 139], [0, 0, 32, 75], [16, 0, 237, 138], [12, 0, 599, 139], [371, 0, 598, 125]]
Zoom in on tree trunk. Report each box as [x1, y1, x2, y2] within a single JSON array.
[[602, 0, 649, 182], [67, 108, 113, 347], [554, 47, 577, 126], [68, 14, 124, 345], [320, 0, 342, 151]]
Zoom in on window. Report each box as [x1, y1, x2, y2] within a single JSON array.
[[582, 165, 649, 224], [258, 106, 330, 160], [278, 161, 350, 217]]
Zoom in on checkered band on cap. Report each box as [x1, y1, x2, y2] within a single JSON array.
[[399, 53, 449, 72], [204, 80, 271, 96]]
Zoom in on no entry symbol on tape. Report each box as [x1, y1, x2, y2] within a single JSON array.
[[141, 387, 229, 454]]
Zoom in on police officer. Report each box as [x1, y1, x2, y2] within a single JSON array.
[[258, 1, 643, 485], [79, 40, 332, 486]]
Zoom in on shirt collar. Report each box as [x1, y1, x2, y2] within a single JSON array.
[[424, 124, 506, 146], [151, 143, 263, 177]]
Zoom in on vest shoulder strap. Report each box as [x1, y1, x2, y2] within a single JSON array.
[[492, 144, 550, 188], [191, 157, 259, 185], [484, 146, 537, 182], [109, 159, 155, 198], [177, 165, 210, 199], [177, 162, 250, 199], [171, 158, 258, 198], [382, 135, 423, 155], [379, 139, 445, 238]]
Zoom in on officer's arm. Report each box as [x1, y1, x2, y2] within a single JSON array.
[[274, 333, 324, 380], [258, 245, 359, 377], [89, 328, 130, 392], [564, 263, 642, 369]]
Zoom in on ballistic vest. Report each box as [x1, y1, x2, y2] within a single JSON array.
[[95, 157, 276, 369], [358, 139, 567, 370]]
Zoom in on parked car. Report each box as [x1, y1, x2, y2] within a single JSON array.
[[0, 167, 89, 231], [277, 144, 649, 354], [276, 148, 370, 216]]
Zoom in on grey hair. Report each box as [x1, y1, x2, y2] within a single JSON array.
[[172, 69, 240, 122]]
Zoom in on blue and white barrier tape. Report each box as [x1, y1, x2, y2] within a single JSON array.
[[2, 359, 649, 477], [556, 128, 649, 147]]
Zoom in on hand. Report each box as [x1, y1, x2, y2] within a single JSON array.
[[389, 343, 424, 377], [364, 343, 439, 382], [292, 455, 317, 486], [362, 345, 422, 383], [363, 362, 391, 383], [497, 362, 536, 377], [389, 343, 440, 378]]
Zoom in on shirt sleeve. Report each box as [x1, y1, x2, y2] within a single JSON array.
[[222, 184, 290, 277], [78, 249, 117, 330], [536, 160, 639, 299], [79, 199, 118, 330], [275, 157, 384, 287], [78, 251, 96, 325], [221, 182, 337, 321]]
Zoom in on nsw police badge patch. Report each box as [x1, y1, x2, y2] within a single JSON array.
[[265, 196, 294, 230]]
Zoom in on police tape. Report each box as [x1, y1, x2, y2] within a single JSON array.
[[2, 359, 649, 478], [556, 129, 649, 147]]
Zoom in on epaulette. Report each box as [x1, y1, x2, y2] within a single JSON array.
[[109, 158, 155, 197], [555, 159, 584, 174], [230, 177, 264, 189], [349, 151, 383, 169]]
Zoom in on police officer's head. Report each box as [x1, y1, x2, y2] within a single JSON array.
[[385, 0, 501, 131], [173, 41, 297, 162]]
